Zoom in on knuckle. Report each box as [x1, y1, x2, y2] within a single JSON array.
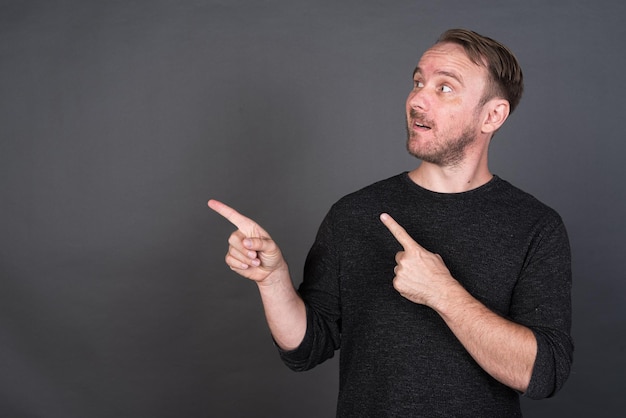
[[227, 233, 239, 247]]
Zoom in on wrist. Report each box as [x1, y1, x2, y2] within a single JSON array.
[[256, 262, 291, 289], [431, 278, 470, 318]]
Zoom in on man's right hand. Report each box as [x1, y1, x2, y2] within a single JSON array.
[[209, 199, 306, 349], [208, 199, 287, 285]]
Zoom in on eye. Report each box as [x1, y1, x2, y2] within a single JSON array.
[[440, 85, 452, 93], [413, 80, 424, 89]]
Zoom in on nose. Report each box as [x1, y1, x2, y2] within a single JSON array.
[[407, 87, 428, 112]]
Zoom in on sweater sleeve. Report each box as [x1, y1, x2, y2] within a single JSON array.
[[510, 216, 574, 399], [278, 208, 342, 371]]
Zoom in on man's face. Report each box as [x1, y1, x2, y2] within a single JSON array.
[[405, 42, 490, 166]]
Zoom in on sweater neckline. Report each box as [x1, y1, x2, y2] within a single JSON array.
[[400, 171, 501, 199]]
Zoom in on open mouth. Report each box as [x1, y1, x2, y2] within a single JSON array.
[[414, 121, 431, 130]]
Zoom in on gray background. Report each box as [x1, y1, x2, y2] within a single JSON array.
[[1, 0, 624, 417]]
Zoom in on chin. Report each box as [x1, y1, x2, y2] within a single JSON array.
[[406, 143, 427, 161]]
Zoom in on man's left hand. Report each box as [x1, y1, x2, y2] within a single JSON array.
[[380, 212, 459, 308]]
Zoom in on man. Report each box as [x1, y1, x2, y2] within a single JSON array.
[[209, 29, 573, 417]]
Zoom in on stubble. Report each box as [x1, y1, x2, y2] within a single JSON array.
[[405, 109, 478, 167]]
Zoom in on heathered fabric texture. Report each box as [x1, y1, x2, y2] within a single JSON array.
[[279, 173, 573, 417]]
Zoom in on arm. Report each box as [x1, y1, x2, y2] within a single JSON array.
[[208, 199, 307, 350], [380, 213, 536, 392], [432, 281, 536, 392]]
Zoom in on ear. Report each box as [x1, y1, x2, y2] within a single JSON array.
[[481, 99, 510, 134]]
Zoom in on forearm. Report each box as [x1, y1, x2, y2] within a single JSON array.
[[256, 265, 307, 351], [435, 283, 537, 392], [207, 200, 308, 350]]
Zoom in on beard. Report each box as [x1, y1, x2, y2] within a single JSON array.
[[405, 109, 478, 167]]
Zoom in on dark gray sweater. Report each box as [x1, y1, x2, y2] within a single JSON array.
[[280, 173, 573, 417]]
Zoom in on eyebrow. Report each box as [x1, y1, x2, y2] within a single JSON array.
[[413, 67, 464, 85]]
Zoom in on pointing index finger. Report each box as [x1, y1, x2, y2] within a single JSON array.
[[208, 199, 256, 232], [380, 213, 418, 250]]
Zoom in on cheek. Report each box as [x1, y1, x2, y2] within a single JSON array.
[[450, 96, 463, 106], [443, 103, 471, 126]]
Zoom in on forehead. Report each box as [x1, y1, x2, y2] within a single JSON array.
[[414, 42, 487, 81]]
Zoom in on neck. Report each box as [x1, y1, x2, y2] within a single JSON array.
[[408, 143, 493, 193], [409, 164, 493, 193]]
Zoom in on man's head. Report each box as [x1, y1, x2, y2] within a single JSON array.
[[436, 29, 524, 114], [405, 29, 523, 167]]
